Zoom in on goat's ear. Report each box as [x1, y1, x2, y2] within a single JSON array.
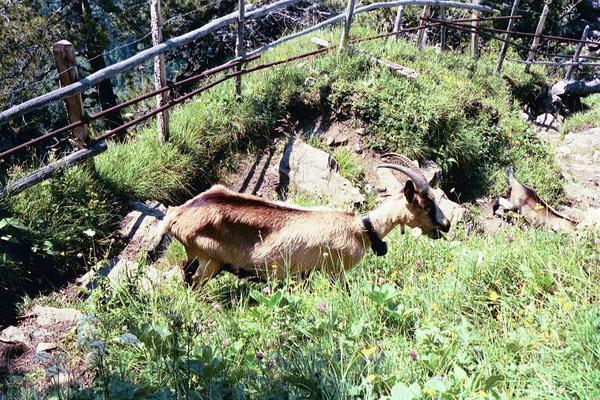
[[404, 180, 416, 202]]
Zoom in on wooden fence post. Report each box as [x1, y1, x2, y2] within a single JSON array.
[[564, 25, 590, 80], [470, 0, 481, 59], [235, 0, 246, 96], [52, 40, 89, 147], [415, 6, 431, 48], [393, 5, 404, 36], [440, 5, 446, 50], [339, 0, 357, 50], [524, 4, 549, 73], [496, 0, 520, 73], [150, 0, 169, 143]]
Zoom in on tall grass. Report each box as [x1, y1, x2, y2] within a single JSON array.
[[13, 226, 597, 399]]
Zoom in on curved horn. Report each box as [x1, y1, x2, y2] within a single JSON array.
[[377, 163, 429, 193], [380, 153, 428, 183]]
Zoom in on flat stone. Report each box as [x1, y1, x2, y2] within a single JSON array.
[[279, 140, 364, 206], [419, 160, 442, 187], [0, 326, 29, 345], [32, 305, 82, 327], [36, 342, 57, 353], [119, 200, 167, 259], [324, 134, 348, 147], [431, 188, 470, 225], [377, 168, 404, 194], [534, 113, 559, 132]]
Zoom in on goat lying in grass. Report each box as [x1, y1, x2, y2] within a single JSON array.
[[162, 163, 450, 287], [493, 166, 577, 231]]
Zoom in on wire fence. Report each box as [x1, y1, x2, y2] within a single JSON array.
[[1, 0, 598, 197]]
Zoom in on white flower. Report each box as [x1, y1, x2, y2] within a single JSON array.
[[83, 229, 96, 237]]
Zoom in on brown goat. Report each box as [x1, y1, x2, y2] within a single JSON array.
[[493, 166, 577, 230], [161, 163, 451, 287]]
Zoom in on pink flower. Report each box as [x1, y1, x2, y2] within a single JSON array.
[[267, 358, 275, 368], [415, 260, 423, 268], [317, 302, 328, 313], [409, 350, 417, 361], [255, 351, 265, 361], [263, 287, 272, 296], [507, 234, 514, 243], [281, 331, 289, 339], [594, 238, 600, 245], [221, 338, 231, 347]]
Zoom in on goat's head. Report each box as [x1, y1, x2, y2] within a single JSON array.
[[378, 158, 451, 234]]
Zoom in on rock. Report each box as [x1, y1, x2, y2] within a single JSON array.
[[377, 168, 404, 194], [578, 208, 600, 230], [555, 128, 600, 208], [534, 113, 560, 132], [0, 326, 29, 345], [324, 134, 348, 147], [353, 143, 363, 154], [32, 305, 82, 327], [36, 342, 57, 353], [279, 140, 364, 206], [419, 160, 442, 187], [119, 200, 167, 259], [355, 127, 366, 135], [431, 188, 470, 225]]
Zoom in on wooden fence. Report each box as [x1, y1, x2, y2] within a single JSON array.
[[1, 0, 597, 197]]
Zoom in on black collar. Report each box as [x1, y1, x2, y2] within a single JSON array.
[[361, 215, 388, 256]]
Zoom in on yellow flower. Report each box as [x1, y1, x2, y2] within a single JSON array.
[[431, 303, 439, 313], [446, 265, 456, 273], [366, 374, 376, 382], [423, 387, 436, 396], [360, 347, 376, 357], [533, 203, 545, 212], [489, 290, 499, 302], [479, 390, 487, 398], [271, 264, 279, 270]]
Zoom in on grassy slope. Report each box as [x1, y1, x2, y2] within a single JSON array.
[[560, 94, 600, 135], [2, 28, 599, 398]]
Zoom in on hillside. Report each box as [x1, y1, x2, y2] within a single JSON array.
[[1, 28, 599, 399]]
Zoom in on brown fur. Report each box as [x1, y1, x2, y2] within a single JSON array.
[[494, 167, 577, 230], [163, 184, 450, 287]]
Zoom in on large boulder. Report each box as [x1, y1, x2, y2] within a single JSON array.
[[279, 140, 364, 207]]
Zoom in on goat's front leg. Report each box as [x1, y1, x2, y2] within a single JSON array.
[[181, 255, 221, 288]]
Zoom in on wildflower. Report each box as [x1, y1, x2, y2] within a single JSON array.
[[281, 331, 289, 339], [317, 302, 328, 313], [212, 302, 222, 312], [507, 234, 514, 243], [271, 264, 279, 270], [322, 252, 329, 258], [360, 347, 376, 357], [76, 252, 83, 258], [116, 333, 139, 347], [267, 358, 275, 368], [430, 303, 439, 313], [415, 260, 423, 268], [366, 374, 376, 382], [409, 350, 417, 361], [423, 387, 436, 397], [255, 351, 265, 361], [221, 338, 232, 347], [446, 265, 456, 273], [595, 238, 600, 245], [263, 286, 272, 296], [83, 229, 96, 237], [465, 221, 474, 235], [533, 203, 545, 212], [489, 290, 499, 302]]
